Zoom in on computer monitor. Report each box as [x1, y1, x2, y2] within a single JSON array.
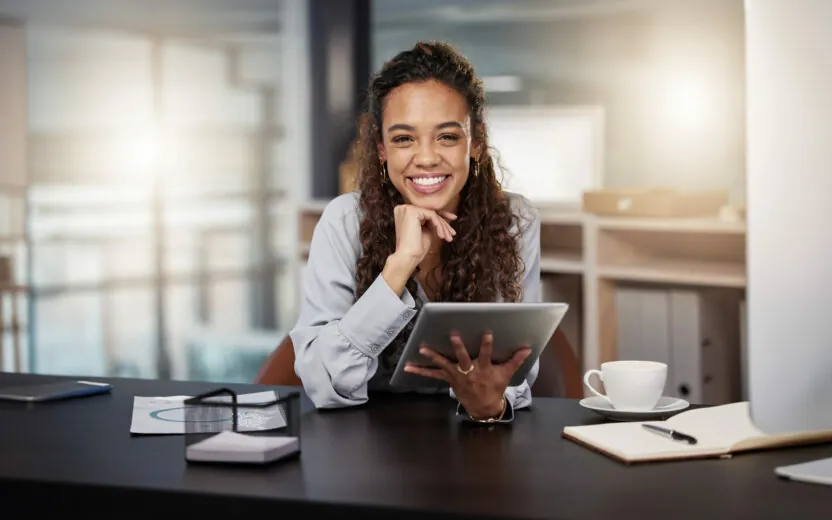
[[746, 0, 832, 484]]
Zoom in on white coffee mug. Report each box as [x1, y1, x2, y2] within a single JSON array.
[[583, 360, 667, 411]]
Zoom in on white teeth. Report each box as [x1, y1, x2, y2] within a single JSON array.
[[411, 176, 447, 186]]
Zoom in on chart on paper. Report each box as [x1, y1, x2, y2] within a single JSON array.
[[129, 391, 287, 434]]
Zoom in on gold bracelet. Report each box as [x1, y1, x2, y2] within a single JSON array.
[[469, 397, 507, 423]]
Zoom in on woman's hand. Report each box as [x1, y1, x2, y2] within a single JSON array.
[[382, 204, 456, 295], [404, 332, 532, 419], [392, 204, 456, 263]]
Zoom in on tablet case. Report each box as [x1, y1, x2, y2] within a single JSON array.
[[389, 302, 568, 389]]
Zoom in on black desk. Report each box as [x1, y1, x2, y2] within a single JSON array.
[[0, 372, 830, 519]]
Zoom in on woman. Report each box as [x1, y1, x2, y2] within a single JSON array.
[[291, 41, 541, 423]]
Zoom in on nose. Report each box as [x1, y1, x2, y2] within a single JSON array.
[[413, 141, 441, 168]]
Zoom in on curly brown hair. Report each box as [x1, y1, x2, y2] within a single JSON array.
[[351, 41, 526, 372]]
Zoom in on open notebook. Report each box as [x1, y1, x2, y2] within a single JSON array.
[[563, 402, 832, 464]]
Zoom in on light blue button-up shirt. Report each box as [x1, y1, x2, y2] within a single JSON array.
[[290, 191, 541, 417]]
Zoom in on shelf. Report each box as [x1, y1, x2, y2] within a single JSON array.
[[598, 260, 746, 288], [595, 216, 745, 234], [293, 201, 588, 225], [292, 200, 747, 235], [538, 211, 584, 226], [300, 245, 584, 273], [540, 252, 584, 274]]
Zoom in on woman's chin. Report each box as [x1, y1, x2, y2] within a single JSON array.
[[407, 193, 459, 213]]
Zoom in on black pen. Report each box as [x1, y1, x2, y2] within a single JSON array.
[[642, 423, 698, 445]]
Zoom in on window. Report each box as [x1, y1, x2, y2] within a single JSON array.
[[17, 0, 305, 382]]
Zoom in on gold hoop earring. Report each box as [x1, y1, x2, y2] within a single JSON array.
[[471, 159, 479, 178], [380, 162, 388, 180]]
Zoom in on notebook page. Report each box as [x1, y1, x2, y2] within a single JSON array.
[[563, 421, 727, 462], [666, 402, 764, 448]]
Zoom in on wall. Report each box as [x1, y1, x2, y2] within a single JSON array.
[[373, 0, 746, 203]]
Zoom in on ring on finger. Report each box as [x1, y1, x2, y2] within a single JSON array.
[[456, 363, 475, 376]]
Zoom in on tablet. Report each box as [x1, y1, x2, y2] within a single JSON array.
[[0, 380, 112, 402], [389, 302, 568, 389]]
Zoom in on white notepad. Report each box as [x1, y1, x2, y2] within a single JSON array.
[[186, 431, 299, 464], [563, 402, 832, 464]]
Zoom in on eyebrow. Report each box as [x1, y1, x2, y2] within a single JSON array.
[[386, 121, 464, 133]]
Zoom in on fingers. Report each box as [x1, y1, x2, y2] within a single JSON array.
[[477, 331, 494, 367], [404, 363, 449, 382], [424, 213, 448, 242], [450, 333, 473, 370], [410, 206, 455, 243], [502, 347, 533, 375], [418, 345, 456, 372], [428, 213, 456, 242], [442, 216, 456, 239]]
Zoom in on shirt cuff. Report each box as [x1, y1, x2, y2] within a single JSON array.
[[338, 274, 418, 358], [504, 381, 532, 410]]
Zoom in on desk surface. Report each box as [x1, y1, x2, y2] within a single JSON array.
[[0, 372, 830, 519]]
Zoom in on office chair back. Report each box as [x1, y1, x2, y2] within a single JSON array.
[[255, 334, 303, 386]]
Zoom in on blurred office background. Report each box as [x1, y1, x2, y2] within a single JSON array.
[[0, 0, 746, 391]]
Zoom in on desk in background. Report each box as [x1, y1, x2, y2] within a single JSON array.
[[1, 372, 830, 519]]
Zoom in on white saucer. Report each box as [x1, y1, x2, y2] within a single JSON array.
[[579, 396, 690, 421]]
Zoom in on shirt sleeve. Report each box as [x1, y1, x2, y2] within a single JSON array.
[[509, 200, 542, 409], [290, 196, 418, 409], [454, 197, 542, 422]]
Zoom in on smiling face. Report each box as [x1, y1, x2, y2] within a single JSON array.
[[378, 79, 478, 213]]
